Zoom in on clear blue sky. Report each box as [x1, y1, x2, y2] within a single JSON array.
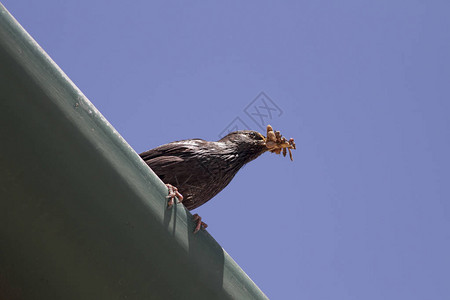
[[3, 1, 450, 299]]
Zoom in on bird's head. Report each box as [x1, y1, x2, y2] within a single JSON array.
[[219, 125, 296, 161]]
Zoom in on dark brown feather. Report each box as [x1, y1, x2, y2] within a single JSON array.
[[140, 131, 267, 210]]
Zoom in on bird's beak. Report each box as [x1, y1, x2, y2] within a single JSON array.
[[264, 125, 296, 161]]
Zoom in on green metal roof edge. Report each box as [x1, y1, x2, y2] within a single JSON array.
[[0, 3, 268, 299]]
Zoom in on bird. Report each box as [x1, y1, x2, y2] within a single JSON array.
[[139, 125, 296, 233]]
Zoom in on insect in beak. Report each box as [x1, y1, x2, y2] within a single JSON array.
[[265, 125, 296, 161]]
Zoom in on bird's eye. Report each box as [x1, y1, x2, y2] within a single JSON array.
[[253, 132, 264, 140]]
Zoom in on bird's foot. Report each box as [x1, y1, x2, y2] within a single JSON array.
[[192, 213, 208, 234], [166, 184, 183, 208]]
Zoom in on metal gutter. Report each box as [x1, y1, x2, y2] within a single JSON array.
[[0, 4, 268, 299]]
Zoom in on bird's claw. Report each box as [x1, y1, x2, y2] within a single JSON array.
[[265, 125, 296, 161], [165, 184, 183, 208], [192, 213, 208, 234]]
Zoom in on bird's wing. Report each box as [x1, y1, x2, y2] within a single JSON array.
[[144, 155, 183, 165], [139, 139, 210, 189], [139, 139, 205, 161]]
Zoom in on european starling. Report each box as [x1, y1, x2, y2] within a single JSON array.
[[140, 125, 295, 233]]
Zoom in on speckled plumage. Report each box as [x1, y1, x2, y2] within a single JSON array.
[[139, 130, 268, 210]]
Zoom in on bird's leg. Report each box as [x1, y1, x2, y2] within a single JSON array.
[[165, 184, 183, 208], [192, 213, 208, 233]]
